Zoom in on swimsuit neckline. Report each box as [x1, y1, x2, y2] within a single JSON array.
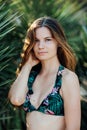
[[29, 64, 63, 110]]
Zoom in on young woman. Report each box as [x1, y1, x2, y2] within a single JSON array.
[[8, 17, 81, 130]]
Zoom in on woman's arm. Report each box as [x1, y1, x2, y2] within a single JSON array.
[[8, 54, 40, 106], [8, 62, 32, 106], [62, 70, 81, 130]]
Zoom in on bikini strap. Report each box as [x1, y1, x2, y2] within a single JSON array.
[[55, 65, 64, 89], [27, 70, 38, 94]]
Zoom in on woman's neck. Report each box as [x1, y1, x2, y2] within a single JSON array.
[[40, 57, 60, 75]]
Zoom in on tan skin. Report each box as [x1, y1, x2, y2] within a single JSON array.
[[8, 27, 81, 130]]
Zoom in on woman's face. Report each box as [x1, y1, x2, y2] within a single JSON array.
[[33, 27, 58, 61]]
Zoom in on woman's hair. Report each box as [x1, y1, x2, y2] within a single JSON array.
[[17, 16, 76, 74]]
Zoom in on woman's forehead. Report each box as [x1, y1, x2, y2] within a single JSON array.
[[35, 27, 52, 38]]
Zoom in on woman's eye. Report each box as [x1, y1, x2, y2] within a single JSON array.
[[35, 39, 39, 42], [46, 39, 51, 41]]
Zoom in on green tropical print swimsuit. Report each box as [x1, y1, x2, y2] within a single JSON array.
[[22, 64, 64, 116]]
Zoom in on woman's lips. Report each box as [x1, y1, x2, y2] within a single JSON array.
[[38, 52, 48, 55]]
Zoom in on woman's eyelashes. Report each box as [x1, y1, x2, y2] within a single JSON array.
[[45, 38, 52, 42], [35, 39, 39, 43]]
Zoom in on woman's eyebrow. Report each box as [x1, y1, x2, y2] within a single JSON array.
[[35, 36, 52, 39], [44, 36, 52, 39]]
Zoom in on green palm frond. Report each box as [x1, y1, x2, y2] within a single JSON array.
[[0, 2, 22, 130]]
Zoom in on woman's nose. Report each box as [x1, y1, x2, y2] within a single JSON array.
[[38, 41, 45, 48]]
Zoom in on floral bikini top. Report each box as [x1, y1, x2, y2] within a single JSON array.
[[22, 65, 64, 116]]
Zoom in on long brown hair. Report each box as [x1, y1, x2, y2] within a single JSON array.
[[17, 16, 76, 74]]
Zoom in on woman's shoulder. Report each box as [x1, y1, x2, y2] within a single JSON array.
[[61, 67, 80, 98], [62, 67, 80, 91], [62, 67, 78, 82]]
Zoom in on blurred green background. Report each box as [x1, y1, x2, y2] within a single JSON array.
[[0, 0, 87, 130]]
